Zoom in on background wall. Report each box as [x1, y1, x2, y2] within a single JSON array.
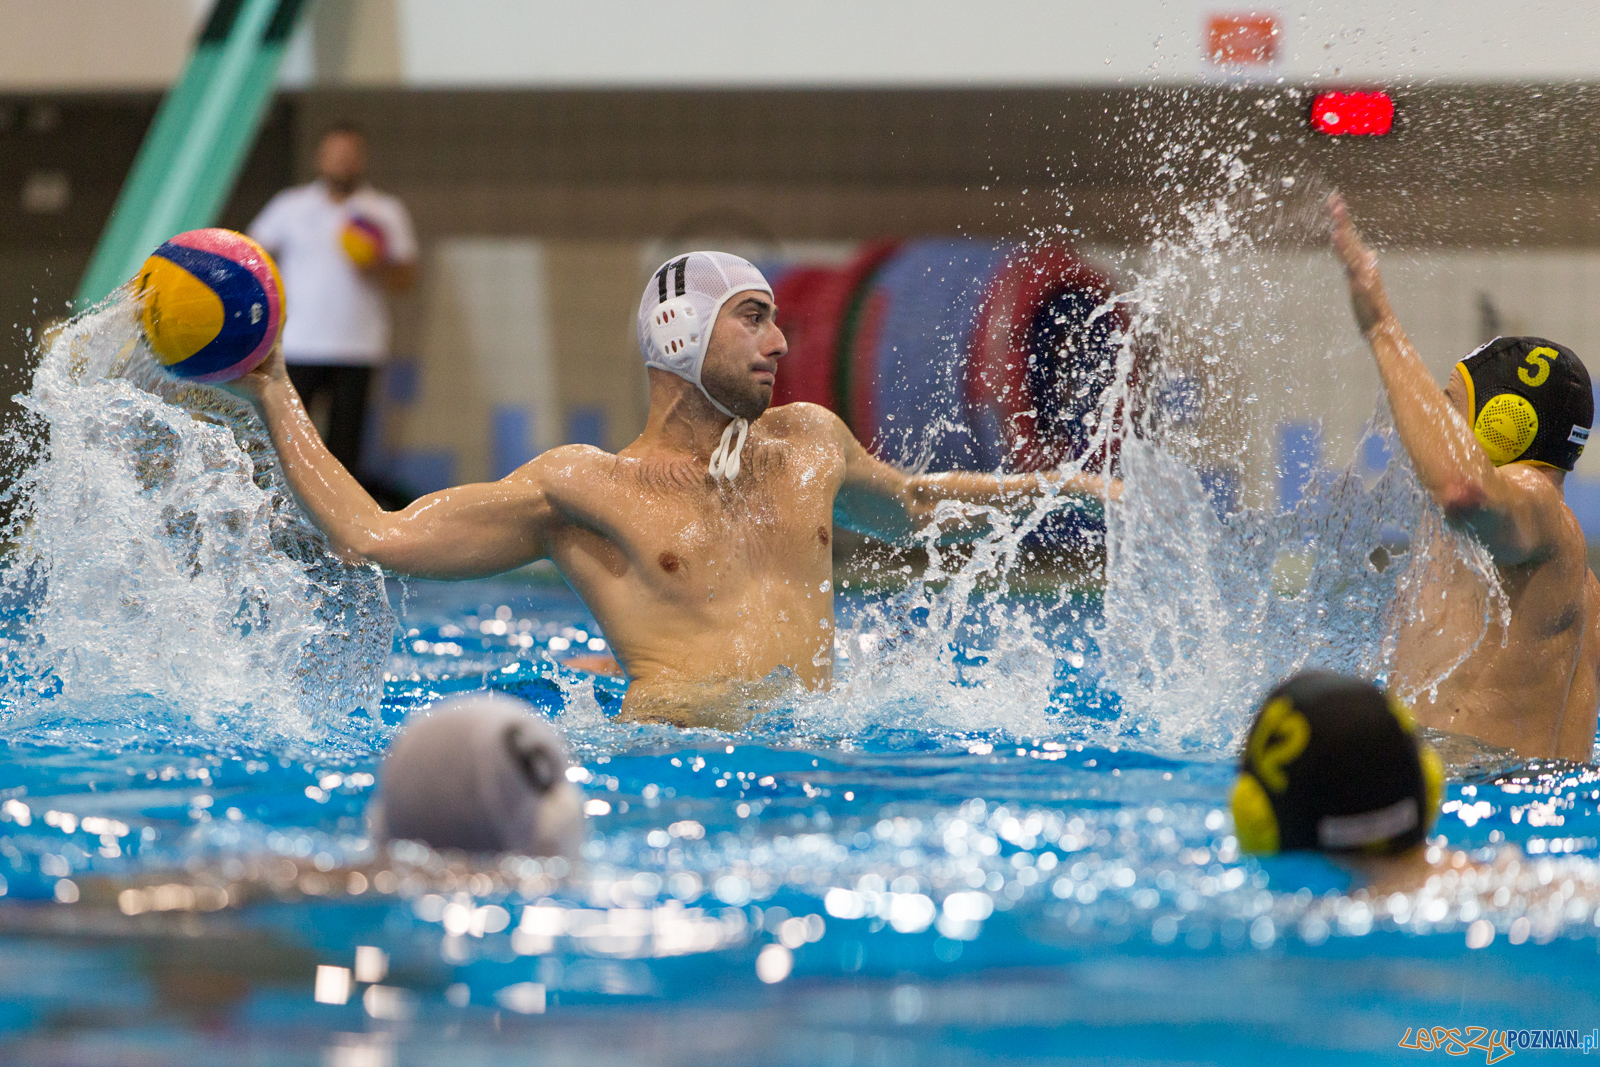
[[11, 1, 1600, 91], [6, 1, 1600, 529]]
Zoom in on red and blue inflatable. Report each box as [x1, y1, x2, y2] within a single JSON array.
[[966, 243, 1131, 472]]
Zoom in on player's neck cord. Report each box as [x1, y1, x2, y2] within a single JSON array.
[[708, 418, 749, 481]]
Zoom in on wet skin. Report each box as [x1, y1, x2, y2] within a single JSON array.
[[231, 291, 1115, 726], [1332, 194, 1600, 760]]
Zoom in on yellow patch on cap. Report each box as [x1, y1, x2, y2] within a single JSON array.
[[1388, 694, 1444, 836], [1230, 773, 1279, 855], [1474, 393, 1538, 465], [137, 255, 224, 366]]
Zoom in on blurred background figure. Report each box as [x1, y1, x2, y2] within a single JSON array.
[[248, 121, 416, 498]]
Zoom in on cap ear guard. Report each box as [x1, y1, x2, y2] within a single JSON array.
[[1419, 743, 1444, 836], [1231, 694, 1309, 857], [1230, 772, 1280, 854], [1473, 393, 1538, 465], [1388, 695, 1445, 839], [649, 297, 701, 361]]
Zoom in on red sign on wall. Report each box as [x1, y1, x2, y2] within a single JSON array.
[[1206, 12, 1281, 66]]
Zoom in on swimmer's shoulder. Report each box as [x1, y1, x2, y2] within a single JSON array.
[[761, 401, 848, 443], [1494, 462, 1589, 565], [1501, 461, 1570, 512], [512, 443, 620, 489]]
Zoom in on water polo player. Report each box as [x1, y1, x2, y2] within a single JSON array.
[[1331, 194, 1600, 760], [1232, 671, 1443, 859], [227, 251, 1116, 725], [370, 693, 584, 858]]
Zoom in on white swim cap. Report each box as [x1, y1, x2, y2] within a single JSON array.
[[369, 693, 584, 858], [637, 251, 773, 418]]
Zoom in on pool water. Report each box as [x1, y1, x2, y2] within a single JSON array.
[[0, 571, 1597, 1066], [6, 149, 1600, 1063]]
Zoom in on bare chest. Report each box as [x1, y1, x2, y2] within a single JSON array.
[[554, 444, 841, 591]]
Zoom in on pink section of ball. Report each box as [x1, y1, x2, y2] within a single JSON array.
[[185, 346, 275, 384], [165, 227, 285, 382], [347, 215, 385, 242]]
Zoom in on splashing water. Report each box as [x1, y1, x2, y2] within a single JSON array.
[[1090, 171, 1508, 752], [0, 291, 394, 748], [791, 147, 1508, 756], [1099, 429, 1506, 753]]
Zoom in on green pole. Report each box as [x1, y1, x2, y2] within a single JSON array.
[[75, 0, 313, 309]]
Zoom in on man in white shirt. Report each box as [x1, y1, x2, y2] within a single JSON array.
[[248, 122, 417, 475]]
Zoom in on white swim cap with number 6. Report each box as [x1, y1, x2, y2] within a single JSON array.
[[637, 251, 772, 418]]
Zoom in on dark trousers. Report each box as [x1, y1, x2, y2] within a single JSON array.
[[287, 363, 373, 472]]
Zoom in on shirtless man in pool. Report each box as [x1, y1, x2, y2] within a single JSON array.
[[232, 251, 1114, 726], [1331, 196, 1600, 760]]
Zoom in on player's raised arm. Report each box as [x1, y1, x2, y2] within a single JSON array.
[[1330, 193, 1581, 565], [824, 405, 1117, 544], [228, 344, 556, 579]]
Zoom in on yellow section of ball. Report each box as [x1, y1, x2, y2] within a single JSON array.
[[341, 223, 382, 269], [1473, 393, 1538, 465], [136, 255, 225, 366]]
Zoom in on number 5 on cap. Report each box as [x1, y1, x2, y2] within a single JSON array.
[[1519, 347, 1555, 387]]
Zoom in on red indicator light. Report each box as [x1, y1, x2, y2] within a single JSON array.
[[1310, 91, 1395, 136]]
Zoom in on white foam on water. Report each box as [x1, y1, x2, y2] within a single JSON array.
[[795, 509, 1075, 742], [0, 291, 394, 748]]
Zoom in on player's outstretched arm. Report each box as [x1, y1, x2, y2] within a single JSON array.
[[1330, 193, 1564, 565], [822, 405, 1117, 544], [227, 344, 555, 579]]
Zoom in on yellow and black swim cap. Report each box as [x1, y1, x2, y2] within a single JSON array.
[[1231, 671, 1443, 856], [1457, 336, 1593, 471]]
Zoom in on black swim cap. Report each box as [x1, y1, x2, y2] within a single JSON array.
[[1231, 672, 1443, 855], [1457, 336, 1593, 471]]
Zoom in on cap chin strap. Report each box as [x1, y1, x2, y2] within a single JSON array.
[[698, 378, 751, 482], [708, 417, 749, 482]]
